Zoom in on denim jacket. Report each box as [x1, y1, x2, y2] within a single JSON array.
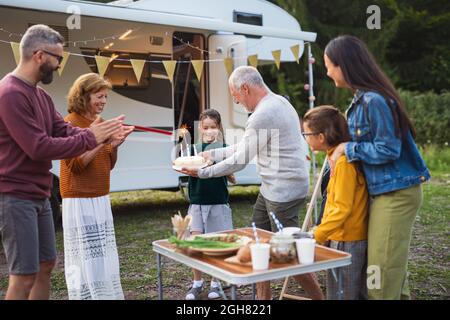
[[345, 90, 430, 196]]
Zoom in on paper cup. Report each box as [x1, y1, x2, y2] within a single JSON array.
[[250, 243, 271, 270], [295, 238, 316, 264]]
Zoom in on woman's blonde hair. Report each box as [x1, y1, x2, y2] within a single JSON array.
[[67, 73, 112, 114]]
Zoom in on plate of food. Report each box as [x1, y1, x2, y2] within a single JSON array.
[[172, 156, 209, 171], [169, 233, 251, 256]]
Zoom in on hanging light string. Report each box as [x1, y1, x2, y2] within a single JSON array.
[[0, 38, 305, 65], [0, 24, 313, 65], [0, 24, 312, 55], [67, 27, 143, 47], [68, 33, 120, 48], [171, 33, 214, 55], [0, 27, 23, 38]]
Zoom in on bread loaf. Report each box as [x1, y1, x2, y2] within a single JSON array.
[[236, 245, 251, 263]]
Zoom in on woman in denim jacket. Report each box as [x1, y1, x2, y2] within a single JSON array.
[[323, 35, 430, 299]]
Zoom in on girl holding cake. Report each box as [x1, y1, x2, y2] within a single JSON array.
[[184, 109, 235, 300]]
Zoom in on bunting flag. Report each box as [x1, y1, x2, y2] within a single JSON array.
[[290, 44, 300, 64], [130, 59, 146, 82], [191, 60, 204, 81], [3, 40, 296, 79], [57, 52, 70, 76], [224, 57, 234, 76], [272, 50, 281, 70], [10, 42, 20, 65], [95, 55, 110, 77], [162, 60, 177, 83], [248, 54, 258, 68]]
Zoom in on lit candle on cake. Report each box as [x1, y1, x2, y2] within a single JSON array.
[[193, 144, 198, 156], [179, 124, 189, 157]]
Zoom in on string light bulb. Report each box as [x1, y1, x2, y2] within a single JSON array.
[[119, 29, 133, 40]]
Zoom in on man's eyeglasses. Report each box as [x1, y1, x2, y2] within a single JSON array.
[[34, 50, 64, 64], [301, 132, 320, 139]]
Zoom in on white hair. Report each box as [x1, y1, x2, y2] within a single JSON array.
[[20, 24, 64, 61], [228, 66, 267, 91]]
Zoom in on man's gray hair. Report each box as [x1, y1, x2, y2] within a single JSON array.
[[20, 24, 64, 61], [229, 66, 267, 91]]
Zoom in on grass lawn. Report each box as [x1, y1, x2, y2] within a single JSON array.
[[0, 176, 448, 300]]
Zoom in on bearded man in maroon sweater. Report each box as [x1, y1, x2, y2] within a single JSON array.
[[0, 24, 127, 300]]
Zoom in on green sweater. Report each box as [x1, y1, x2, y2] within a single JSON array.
[[188, 142, 229, 205]]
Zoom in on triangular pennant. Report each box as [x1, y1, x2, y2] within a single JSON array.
[[191, 60, 204, 81], [162, 60, 177, 83], [248, 54, 258, 68], [10, 42, 21, 65], [224, 58, 234, 76], [272, 50, 281, 70], [95, 55, 110, 77], [57, 52, 70, 76], [130, 59, 146, 82], [290, 44, 300, 64]]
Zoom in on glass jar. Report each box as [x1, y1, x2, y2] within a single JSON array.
[[269, 233, 297, 263]]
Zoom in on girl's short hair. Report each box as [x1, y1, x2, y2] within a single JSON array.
[[67, 73, 112, 114], [303, 105, 352, 147]]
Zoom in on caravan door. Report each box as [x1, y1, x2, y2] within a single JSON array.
[[207, 34, 261, 185], [208, 34, 247, 131]]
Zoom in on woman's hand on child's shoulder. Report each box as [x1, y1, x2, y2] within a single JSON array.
[[329, 143, 347, 176]]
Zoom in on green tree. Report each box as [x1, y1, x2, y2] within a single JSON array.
[[266, 0, 449, 115]]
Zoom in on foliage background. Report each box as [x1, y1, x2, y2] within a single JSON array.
[[263, 0, 449, 146]]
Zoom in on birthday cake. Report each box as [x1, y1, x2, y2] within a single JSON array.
[[173, 156, 206, 168]]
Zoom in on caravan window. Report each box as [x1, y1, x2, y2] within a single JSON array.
[[80, 49, 172, 109]]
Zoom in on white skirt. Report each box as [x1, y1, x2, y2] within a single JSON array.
[[62, 195, 124, 300]]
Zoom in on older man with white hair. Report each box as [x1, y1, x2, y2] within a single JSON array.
[[181, 66, 324, 300]]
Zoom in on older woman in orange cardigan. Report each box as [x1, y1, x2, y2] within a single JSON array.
[[60, 73, 133, 300]]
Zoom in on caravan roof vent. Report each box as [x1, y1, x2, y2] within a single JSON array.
[[233, 11, 263, 39]]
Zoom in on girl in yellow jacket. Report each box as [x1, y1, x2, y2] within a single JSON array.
[[302, 105, 369, 300]]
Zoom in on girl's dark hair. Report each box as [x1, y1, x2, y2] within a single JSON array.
[[303, 105, 352, 147], [199, 108, 225, 142], [325, 35, 416, 139]]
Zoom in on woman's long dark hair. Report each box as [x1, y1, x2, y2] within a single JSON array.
[[325, 35, 416, 139]]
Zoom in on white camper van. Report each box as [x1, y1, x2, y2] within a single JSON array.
[[0, 0, 316, 219]]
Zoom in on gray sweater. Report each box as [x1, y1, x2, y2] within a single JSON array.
[[198, 93, 310, 202]]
